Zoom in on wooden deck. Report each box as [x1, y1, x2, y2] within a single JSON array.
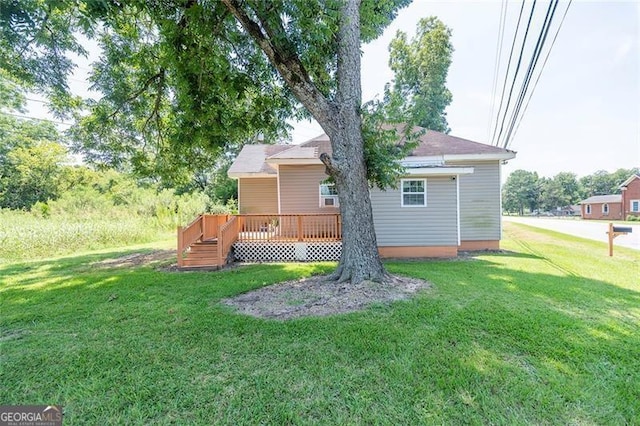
[[177, 214, 341, 269]]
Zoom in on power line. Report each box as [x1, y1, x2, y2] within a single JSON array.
[[501, 0, 559, 148], [490, 0, 527, 146], [487, 0, 509, 142], [492, 0, 538, 147], [509, 0, 573, 146], [1, 111, 73, 127]]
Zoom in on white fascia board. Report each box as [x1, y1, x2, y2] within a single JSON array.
[[401, 156, 445, 166], [227, 172, 278, 179], [443, 152, 516, 161], [402, 152, 516, 163], [405, 167, 474, 176], [265, 158, 322, 165]]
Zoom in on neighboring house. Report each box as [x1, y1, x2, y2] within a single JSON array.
[[620, 174, 640, 218], [553, 205, 580, 216], [578, 174, 640, 220], [227, 129, 516, 257], [579, 195, 623, 220]]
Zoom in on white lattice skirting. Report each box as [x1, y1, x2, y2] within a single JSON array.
[[233, 241, 342, 262]]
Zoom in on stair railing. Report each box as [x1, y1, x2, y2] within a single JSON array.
[[217, 216, 239, 266], [176, 215, 204, 267]]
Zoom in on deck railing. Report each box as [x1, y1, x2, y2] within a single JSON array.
[[236, 214, 341, 242], [178, 213, 342, 267]]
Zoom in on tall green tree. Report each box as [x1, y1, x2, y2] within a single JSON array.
[[2, 0, 411, 283], [386, 16, 453, 133], [0, 113, 67, 209], [502, 170, 540, 215], [540, 172, 581, 211]]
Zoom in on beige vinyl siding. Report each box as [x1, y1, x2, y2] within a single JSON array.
[[279, 165, 339, 214], [238, 178, 278, 214], [449, 160, 501, 241], [370, 176, 458, 246]]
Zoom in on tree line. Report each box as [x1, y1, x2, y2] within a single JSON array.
[[502, 168, 640, 216]]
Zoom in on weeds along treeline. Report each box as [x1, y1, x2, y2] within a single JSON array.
[[0, 169, 236, 262], [0, 112, 238, 261]]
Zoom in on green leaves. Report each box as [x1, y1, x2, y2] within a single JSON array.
[[0, 112, 68, 209], [387, 16, 453, 133], [361, 98, 421, 190]]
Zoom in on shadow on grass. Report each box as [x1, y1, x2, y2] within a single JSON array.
[[1, 253, 638, 423]]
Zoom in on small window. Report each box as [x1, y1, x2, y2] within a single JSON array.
[[401, 179, 426, 207], [320, 183, 339, 207], [631, 200, 640, 213], [603, 203, 609, 215], [586, 204, 592, 215]]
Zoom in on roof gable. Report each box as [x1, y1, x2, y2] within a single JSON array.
[[227, 144, 291, 176], [619, 174, 640, 188]]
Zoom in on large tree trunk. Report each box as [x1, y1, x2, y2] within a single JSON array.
[[224, 0, 388, 283], [321, 0, 386, 283]]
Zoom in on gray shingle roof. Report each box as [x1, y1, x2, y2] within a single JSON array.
[[293, 128, 514, 158], [579, 194, 622, 204], [227, 144, 291, 175], [228, 127, 516, 176]]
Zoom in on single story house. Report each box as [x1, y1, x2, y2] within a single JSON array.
[[579, 195, 623, 220], [579, 173, 640, 220], [226, 128, 516, 258]]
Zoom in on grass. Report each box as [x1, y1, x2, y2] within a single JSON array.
[[1, 222, 638, 424], [0, 209, 174, 262]]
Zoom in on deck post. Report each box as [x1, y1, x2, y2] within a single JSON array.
[[177, 226, 184, 267], [297, 216, 303, 241], [218, 223, 224, 266]]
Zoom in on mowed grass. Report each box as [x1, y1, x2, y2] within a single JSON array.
[[1, 222, 638, 424]]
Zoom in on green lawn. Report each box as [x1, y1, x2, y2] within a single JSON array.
[[1, 223, 638, 424]]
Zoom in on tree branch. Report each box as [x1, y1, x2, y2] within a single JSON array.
[[221, 0, 338, 129], [108, 71, 164, 120]]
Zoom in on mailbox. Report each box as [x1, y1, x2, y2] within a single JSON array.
[[608, 223, 633, 256], [612, 226, 633, 233]]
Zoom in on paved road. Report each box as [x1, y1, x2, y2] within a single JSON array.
[[503, 216, 640, 251]]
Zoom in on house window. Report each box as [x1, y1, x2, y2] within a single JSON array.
[[320, 183, 339, 207], [631, 200, 640, 213], [602, 204, 609, 215], [401, 179, 427, 207], [586, 204, 591, 215]]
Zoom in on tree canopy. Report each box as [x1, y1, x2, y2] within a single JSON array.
[[1, 0, 413, 283], [386, 16, 453, 133], [0, 113, 67, 209]]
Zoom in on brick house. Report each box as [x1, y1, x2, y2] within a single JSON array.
[[579, 194, 623, 220], [579, 173, 640, 220], [620, 174, 640, 218]]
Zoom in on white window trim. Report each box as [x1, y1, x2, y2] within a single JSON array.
[[586, 204, 592, 214], [631, 200, 640, 213], [401, 178, 427, 207], [319, 183, 339, 208], [602, 203, 609, 215]]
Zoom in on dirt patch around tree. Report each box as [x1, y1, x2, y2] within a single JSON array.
[[221, 273, 432, 320]]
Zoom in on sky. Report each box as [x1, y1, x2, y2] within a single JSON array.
[[24, 0, 639, 180], [293, 0, 640, 180]]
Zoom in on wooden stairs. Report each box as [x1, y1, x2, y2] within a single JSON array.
[[180, 239, 220, 269], [177, 215, 238, 270]]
